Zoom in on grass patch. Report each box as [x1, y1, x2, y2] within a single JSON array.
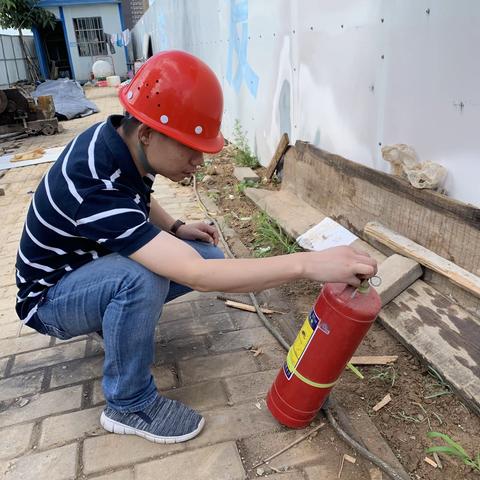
[[427, 432, 480, 472], [232, 119, 259, 168], [253, 212, 301, 257], [235, 179, 259, 194]]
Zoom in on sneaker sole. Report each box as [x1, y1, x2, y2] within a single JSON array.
[[100, 411, 205, 444]]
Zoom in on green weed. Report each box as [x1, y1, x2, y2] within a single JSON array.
[[372, 366, 397, 388], [425, 367, 452, 399], [253, 212, 301, 257], [235, 179, 258, 194], [232, 119, 259, 168], [426, 431, 480, 472]]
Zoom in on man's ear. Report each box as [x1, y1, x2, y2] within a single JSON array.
[[137, 124, 153, 145]]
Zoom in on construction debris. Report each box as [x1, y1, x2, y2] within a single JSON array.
[[423, 456, 438, 468], [349, 356, 398, 365], [12, 148, 46, 162], [338, 453, 356, 478], [372, 394, 392, 412]]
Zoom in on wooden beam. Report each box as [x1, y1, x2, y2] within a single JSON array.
[[265, 133, 289, 179], [365, 222, 480, 298]]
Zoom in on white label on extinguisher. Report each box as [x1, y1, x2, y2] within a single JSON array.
[[283, 309, 319, 380]]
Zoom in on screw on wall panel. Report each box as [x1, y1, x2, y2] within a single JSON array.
[[426, 8, 431, 14], [381, 18, 384, 23], [369, 85, 375, 92], [381, 54, 385, 59], [292, 30, 296, 34], [341, 25, 344, 29], [310, 26, 314, 30], [378, 142, 382, 146], [454, 101, 465, 112]]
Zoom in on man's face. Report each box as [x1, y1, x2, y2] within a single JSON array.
[[143, 129, 204, 181]]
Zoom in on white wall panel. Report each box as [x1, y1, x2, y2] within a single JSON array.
[[133, 0, 480, 206]]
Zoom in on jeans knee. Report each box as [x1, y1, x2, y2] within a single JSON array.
[[113, 256, 168, 307], [206, 244, 225, 260]]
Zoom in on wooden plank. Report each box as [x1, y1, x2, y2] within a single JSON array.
[[365, 222, 480, 298], [349, 355, 398, 365], [379, 280, 480, 415], [265, 133, 289, 179], [376, 254, 423, 305], [283, 142, 480, 276]]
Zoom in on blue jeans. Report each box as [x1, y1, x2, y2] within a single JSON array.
[[30, 240, 224, 412]]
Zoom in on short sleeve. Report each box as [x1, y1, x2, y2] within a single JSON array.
[[74, 188, 161, 256]]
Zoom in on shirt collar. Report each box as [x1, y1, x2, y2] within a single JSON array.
[[100, 115, 154, 195]]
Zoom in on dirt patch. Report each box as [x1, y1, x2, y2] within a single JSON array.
[[195, 147, 480, 480]]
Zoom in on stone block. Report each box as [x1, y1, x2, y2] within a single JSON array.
[[135, 441, 245, 480], [178, 350, 258, 385], [94, 469, 134, 480], [254, 343, 286, 371], [160, 302, 194, 323], [228, 310, 263, 329], [158, 313, 235, 342], [50, 355, 103, 388], [39, 406, 103, 449], [165, 380, 228, 411], [188, 403, 280, 449], [11, 340, 87, 374], [0, 443, 77, 480], [154, 335, 209, 364], [0, 422, 34, 460], [242, 429, 333, 472], [0, 370, 43, 402], [0, 357, 8, 378], [0, 385, 82, 428], [209, 326, 278, 353], [233, 166, 260, 183], [0, 321, 35, 339], [92, 364, 176, 405], [0, 333, 51, 359], [191, 298, 229, 316], [83, 432, 184, 475], [224, 369, 277, 404]]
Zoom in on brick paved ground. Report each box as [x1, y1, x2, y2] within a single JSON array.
[[0, 88, 367, 480]]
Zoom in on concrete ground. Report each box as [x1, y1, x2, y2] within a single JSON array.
[[0, 88, 366, 480]]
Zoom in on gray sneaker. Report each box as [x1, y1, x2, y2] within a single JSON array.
[[100, 395, 205, 443]]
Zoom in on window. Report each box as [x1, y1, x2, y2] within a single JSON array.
[[73, 17, 107, 57]]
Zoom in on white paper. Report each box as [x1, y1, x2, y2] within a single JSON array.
[[296, 217, 358, 252]]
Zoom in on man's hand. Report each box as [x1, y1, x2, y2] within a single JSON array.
[[175, 222, 219, 245], [302, 246, 378, 287]]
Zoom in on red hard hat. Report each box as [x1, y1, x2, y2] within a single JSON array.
[[119, 50, 224, 153]]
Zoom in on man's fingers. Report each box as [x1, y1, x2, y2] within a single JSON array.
[[354, 263, 375, 277]]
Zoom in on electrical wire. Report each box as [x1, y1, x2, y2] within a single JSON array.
[[192, 174, 409, 480]]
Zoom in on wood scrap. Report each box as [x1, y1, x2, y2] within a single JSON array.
[[338, 453, 356, 478], [365, 222, 480, 298], [11, 148, 46, 162], [251, 422, 326, 469], [424, 457, 438, 468], [265, 132, 289, 179], [372, 393, 392, 412], [349, 355, 398, 365], [222, 299, 284, 315]]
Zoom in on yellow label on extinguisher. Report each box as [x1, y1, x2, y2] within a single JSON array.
[[283, 309, 319, 380]]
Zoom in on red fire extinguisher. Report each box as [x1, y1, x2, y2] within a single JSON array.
[[267, 281, 382, 428]]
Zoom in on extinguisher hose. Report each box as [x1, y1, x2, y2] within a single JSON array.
[[193, 176, 409, 480]]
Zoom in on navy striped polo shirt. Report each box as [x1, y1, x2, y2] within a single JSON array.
[[15, 115, 161, 323]]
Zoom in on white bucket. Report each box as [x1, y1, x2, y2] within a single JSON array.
[[106, 75, 121, 87]]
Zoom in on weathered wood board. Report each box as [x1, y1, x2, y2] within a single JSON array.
[[380, 280, 480, 415]]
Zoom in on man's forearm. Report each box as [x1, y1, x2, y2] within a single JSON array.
[[149, 198, 175, 231]]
